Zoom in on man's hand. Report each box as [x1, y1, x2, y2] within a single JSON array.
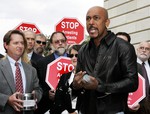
[[129, 103, 140, 112], [49, 90, 55, 101], [7, 92, 23, 111], [73, 71, 99, 90], [82, 75, 99, 90], [72, 71, 86, 89]]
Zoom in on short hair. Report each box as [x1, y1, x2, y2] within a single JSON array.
[[3, 30, 27, 53], [49, 31, 67, 43], [116, 32, 131, 43], [68, 44, 82, 54], [36, 33, 46, 40]]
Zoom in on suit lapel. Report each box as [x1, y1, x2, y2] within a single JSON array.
[[1, 58, 15, 93]]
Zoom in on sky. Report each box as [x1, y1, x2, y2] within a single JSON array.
[[0, 0, 103, 55]]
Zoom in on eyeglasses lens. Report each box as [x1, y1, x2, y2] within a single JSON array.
[[36, 40, 46, 45], [54, 39, 66, 44], [69, 54, 78, 58]]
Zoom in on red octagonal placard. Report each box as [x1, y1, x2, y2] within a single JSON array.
[[56, 17, 84, 44], [15, 22, 41, 34], [45, 56, 74, 90], [128, 73, 146, 108]]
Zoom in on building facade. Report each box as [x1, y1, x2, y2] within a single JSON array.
[[104, 0, 150, 47]]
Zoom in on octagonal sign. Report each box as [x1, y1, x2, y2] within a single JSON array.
[[56, 17, 84, 44], [15, 22, 41, 34], [128, 73, 146, 108], [45, 56, 74, 90]]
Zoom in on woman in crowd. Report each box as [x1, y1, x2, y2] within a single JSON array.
[[54, 44, 82, 114]]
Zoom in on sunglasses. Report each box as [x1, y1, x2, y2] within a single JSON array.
[[69, 54, 78, 58], [53, 39, 66, 44], [36, 40, 46, 45]]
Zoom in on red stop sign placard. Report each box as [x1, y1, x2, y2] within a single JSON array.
[[56, 17, 84, 44], [15, 22, 41, 34], [45, 57, 74, 90], [128, 73, 146, 108]]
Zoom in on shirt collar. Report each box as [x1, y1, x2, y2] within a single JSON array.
[[7, 55, 22, 66], [27, 51, 33, 60], [54, 52, 67, 59], [137, 58, 149, 65], [103, 30, 116, 46], [89, 30, 116, 47]]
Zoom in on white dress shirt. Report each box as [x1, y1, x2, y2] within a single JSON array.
[[7, 55, 26, 93]]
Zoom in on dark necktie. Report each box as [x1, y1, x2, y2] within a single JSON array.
[[142, 62, 149, 97], [15, 62, 23, 93]]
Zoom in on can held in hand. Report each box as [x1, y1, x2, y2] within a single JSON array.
[[20, 93, 36, 111]]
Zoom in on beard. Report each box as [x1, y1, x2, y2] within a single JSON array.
[[139, 54, 149, 62], [36, 47, 44, 54], [51, 46, 66, 56]]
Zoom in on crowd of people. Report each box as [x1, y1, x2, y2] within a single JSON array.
[[0, 6, 150, 114]]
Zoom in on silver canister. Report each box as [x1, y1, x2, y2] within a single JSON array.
[[20, 93, 36, 111]]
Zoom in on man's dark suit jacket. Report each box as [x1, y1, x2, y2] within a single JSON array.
[[130, 62, 150, 114], [35, 53, 69, 114], [30, 52, 43, 68], [35, 53, 58, 114], [137, 61, 150, 114], [54, 72, 78, 114]]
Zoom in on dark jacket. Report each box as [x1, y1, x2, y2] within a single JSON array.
[[54, 72, 78, 114], [139, 60, 150, 114], [35, 53, 69, 114], [130, 61, 150, 114], [35, 53, 56, 114], [76, 31, 138, 114], [31, 52, 43, 69]]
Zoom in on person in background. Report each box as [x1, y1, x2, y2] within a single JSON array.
[[130, 41, 150, 114], [116, 32, 131, 43], [0, 30, 42, 114], [35, 31, 68, 114], [24, 30, 43, 68], [34, 33, 47, 56], [54, 44, 82, 114], [72, 6, 138, 114]]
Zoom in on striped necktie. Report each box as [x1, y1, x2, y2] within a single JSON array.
[[15, 62, 23, 93]]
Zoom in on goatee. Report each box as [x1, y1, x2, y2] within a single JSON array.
[[55, 47, 66, 56]]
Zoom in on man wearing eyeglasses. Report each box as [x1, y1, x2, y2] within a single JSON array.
[[24, 30, 43, 68], [130, 41, 150, 114], [34, 34, 47, 56], [35, 31, 68, 114]]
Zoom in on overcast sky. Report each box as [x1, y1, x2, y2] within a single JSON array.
[[0, 0, 103, 55]]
